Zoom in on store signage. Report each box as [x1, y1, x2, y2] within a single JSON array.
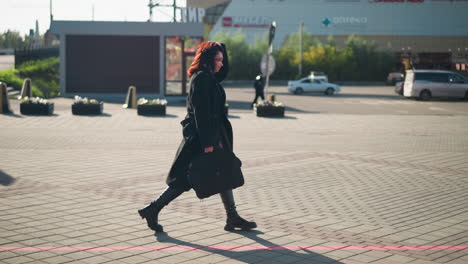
[[369, 0, 424, 3], [322, 17, 368, 27], [222, 16, 271, 28], [322, 18, 331, 27], [333, 17, 368, 24]]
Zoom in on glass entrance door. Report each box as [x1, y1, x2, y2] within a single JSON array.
[[165, 36, 202, 96]]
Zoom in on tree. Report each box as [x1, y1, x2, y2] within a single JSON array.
[[213, 31, 262, 80], [0, 30, 34, 49], [210, 30, 393, 81]]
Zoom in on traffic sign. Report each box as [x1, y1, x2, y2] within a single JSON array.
[[260, 54, 275, 75]]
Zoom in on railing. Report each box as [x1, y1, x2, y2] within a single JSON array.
[[14, 46, 59, 67], [0, 49, 14, 55]]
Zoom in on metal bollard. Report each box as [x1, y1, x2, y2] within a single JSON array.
[[123, 85, 137, 109], [0, 82, 12, 113], [19, 78, 33, 99]]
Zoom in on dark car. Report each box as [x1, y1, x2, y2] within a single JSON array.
[[387, 72, 404, 85]]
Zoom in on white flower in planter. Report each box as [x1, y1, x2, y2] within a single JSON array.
[[20, 96, 49, 105], [74, 95, 100, 104], [137, 98, 149, 105], [138, 97, 167, 106], [254, 100, 284, 108], [74, 95, 83, 104], [19, 96, 29, 103]]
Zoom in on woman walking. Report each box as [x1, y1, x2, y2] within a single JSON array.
[[138, 41, 257, 233]]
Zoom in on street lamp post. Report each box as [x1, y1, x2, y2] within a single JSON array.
[[464, 48, 468, 71], [298, 22, 303, 77], [264, 21, 276, 99], [50, 0, 53, 23], [401, 47, 410, 71]]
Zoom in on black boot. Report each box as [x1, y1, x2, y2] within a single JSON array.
[[138, 186, 183, 232], [220, 189, 257, 231]]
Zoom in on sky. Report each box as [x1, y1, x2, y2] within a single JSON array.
[[0, 0, 186, 36]]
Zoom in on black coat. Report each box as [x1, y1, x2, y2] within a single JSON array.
[[254, 76, 265, 93], [166, 47, 232, 191]]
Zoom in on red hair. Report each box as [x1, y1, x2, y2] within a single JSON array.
[[188, 41, 224, 78]]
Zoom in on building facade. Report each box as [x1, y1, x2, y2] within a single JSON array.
[[209, 0, 468, 70], [51, 21, 203, 97]]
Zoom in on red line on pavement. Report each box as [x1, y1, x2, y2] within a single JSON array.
[[0, 246, 467, 251]]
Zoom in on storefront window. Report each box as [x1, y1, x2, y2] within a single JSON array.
[[165, 36, 203, 96]]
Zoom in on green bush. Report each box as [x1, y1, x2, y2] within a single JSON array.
[[0, 57, 58, 98], [0, 68, 44, 97], [212, 31, 393, 81], [17, 57, 60, 98], [213, 31, 264, 80], [0, 68, 22, 89]]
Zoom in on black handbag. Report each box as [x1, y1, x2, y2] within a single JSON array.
[[187, 150, 244, 199]]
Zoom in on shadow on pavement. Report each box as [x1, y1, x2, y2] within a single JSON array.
[[226, 100, 319, 114], [139, 114, 179, 118], [256, 115, 298, 119], [155, 230, 341, 263], [73, 113, 113, 117], [284, 107, 319, 114], [419, 98, 468, 103], [19, 113, 61, 117], [0, 170, 16, 186], [2, 112, 23, 118], [335, 94, 405, 100], [274, 91, 400, 100], [226, 100, 254, 110]]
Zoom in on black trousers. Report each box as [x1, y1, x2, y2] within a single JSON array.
[[252, 92, 265, 105]]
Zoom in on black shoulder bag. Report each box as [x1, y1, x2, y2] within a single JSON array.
[[187, 149, 244, 199]]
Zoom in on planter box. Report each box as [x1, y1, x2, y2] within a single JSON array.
[[72, 103, 103, 115], [137, 104, 166, 116], [256, 106, 285, 117], [20, 103, 54, 115]]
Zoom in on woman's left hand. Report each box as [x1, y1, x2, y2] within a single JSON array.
[[204, 146, 214, 153]]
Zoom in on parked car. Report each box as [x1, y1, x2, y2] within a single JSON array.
[[386, 72, 404, 85], [403, 70, 468, 100], [288, 77, 340, 95], [394, 81, 404, 95], [310, 71, 328, 82]]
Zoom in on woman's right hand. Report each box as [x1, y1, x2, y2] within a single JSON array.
[[204, 146, 214, 153]]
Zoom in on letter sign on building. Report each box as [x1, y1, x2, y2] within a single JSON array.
[[180, 7, 205, 23]]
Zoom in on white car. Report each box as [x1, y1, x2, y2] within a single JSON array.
[[403, 70, 468, 100], [288, 77, 340, 95], [310, 71, 328, 82]]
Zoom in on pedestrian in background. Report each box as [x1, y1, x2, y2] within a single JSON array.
[[138, 41, 257, 233], [252, 74, 265, 108]]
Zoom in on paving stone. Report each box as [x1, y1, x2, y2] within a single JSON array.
[[1, 91, 468, 263], [38, 255, 74, 264], [78, 255, 114, 264], [380, 254, 416, 263]]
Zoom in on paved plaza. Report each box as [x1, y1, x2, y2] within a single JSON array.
[[1, 86, 468, 263], [0, 56, 14, 72]]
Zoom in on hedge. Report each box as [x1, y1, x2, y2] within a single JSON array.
[[0, 57, 59, 98], [212, 31, 394, 82]]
